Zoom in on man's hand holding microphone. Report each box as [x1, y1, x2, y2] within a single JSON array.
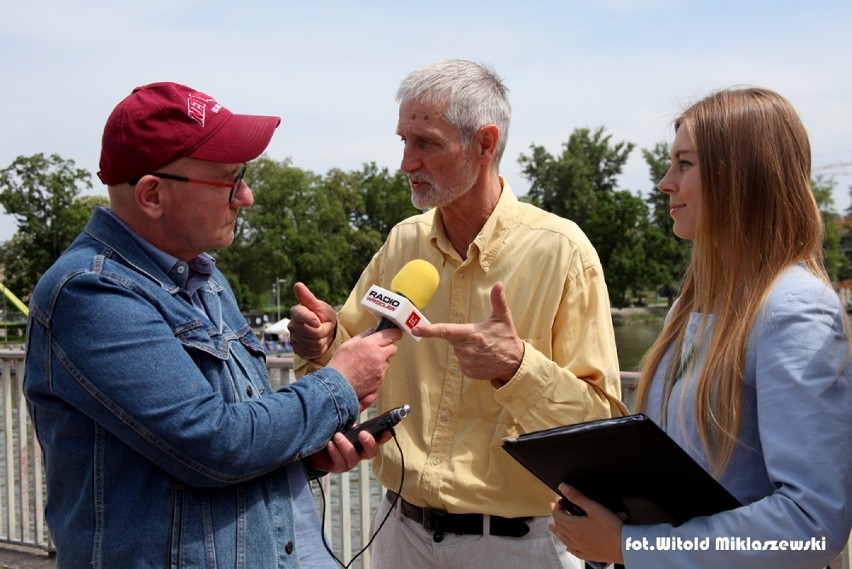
[[289, 260, 441, 472], [290, 287, 401, 472]]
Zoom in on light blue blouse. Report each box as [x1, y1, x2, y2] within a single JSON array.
[[622, 265, 852, 568]]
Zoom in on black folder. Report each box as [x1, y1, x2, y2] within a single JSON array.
[[501, 413, 741, 526]]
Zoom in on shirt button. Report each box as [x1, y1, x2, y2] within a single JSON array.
[[285, 541, 294, 554], [176, 265, 186, 274]]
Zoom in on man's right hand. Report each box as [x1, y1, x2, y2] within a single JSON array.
[[328, 327, 401, 410], [288, 282, 338, 360], [289, 282, 402, 409]]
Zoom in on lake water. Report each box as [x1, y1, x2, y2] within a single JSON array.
[[614, 319, 665, 371]]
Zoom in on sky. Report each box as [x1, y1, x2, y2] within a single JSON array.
[[2, 0, 851, 243]]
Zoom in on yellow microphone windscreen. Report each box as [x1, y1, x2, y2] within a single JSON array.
[[390, 260, 440, 310]]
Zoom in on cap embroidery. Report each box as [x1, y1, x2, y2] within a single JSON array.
[[186, 93, 217, 128]]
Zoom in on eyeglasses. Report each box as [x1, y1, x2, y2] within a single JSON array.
[[131, 163, 248, 203]]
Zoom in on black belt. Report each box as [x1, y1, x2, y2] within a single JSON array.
[[386, 490, 531, 537]]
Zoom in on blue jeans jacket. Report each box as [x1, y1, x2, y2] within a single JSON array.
[[24, 208, 359, 568]]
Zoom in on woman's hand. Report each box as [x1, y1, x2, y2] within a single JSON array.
[[549, 483, 626, 564]]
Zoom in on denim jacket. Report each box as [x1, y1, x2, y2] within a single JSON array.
[[24, 207, 359, 568]]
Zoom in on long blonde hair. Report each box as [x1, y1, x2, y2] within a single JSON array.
[[635, 87, 828, 476]]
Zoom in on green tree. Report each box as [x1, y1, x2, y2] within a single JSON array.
[[520, 127, 634, 224], [641, 142, 671, 231], [519, 127, 643, 306], [216, 157, 336, 309], [591, 190, 655, 307], [813, 175, 849, 281], [345, 163, 418, 287], [0, 153, 99, 299]]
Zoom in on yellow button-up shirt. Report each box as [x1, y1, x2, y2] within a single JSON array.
[[296, 181, 624, 517]]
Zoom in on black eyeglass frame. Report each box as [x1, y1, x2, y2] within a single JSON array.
[[130, 163, 248, 203]]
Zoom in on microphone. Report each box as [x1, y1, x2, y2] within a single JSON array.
[[360, 260, 439, 340]]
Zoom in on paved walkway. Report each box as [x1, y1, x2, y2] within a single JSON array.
[[0, 548, 54, 569]]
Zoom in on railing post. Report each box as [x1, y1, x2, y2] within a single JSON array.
[[3, 359, 16, 543], [359, 459, 372, 568], [15, 359, 30, 544]]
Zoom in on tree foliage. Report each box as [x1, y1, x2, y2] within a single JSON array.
[[0, 153, 104, 301], [520, 127, 634, 223], [847, 186, 852, 218], [813, 175, 850, 282], [520, 128, 655, 307]]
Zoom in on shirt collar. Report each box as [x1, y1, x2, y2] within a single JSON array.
[[430, 177, 519, 272], [103, 208, 216, 291]]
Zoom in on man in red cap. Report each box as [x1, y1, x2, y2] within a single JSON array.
[[23, 82, 402, 568]]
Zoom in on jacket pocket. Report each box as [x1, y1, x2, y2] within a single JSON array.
[[174, 320, 230, 360], [168, 487, 220, 569]]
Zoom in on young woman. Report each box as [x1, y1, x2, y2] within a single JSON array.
[[549, 87, 852, 568]]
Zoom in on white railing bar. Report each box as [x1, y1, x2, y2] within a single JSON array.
[[3, 359, 15, 542], [15, 361, 30, 543]]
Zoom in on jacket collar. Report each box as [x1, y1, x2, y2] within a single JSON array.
[[83, 207, 185, 293]]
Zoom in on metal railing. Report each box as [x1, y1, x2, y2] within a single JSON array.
[[0, 350, 48, 555], [0, 353, 387, 567], [0, 359, 632, 567], [267, 357, 383, 569], [1, 353, 849, 569]]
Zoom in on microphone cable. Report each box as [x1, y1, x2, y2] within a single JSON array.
[[316, 428, 405, 568]]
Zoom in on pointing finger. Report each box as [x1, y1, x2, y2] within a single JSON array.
[[411, 322, 474, 341]]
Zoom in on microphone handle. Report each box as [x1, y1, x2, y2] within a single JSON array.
[[373, 317, 398, 333]]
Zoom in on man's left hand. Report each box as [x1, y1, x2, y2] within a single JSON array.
[[305, 429, 393, 474], [411, 282, 524, 384]]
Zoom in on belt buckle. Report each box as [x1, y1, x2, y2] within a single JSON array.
[[421, 508, 448, 532]]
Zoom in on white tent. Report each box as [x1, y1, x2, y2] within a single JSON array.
[[264, 318, 290, 339]]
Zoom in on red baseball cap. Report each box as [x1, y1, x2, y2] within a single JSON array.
[[97, 82, 281, 186]]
